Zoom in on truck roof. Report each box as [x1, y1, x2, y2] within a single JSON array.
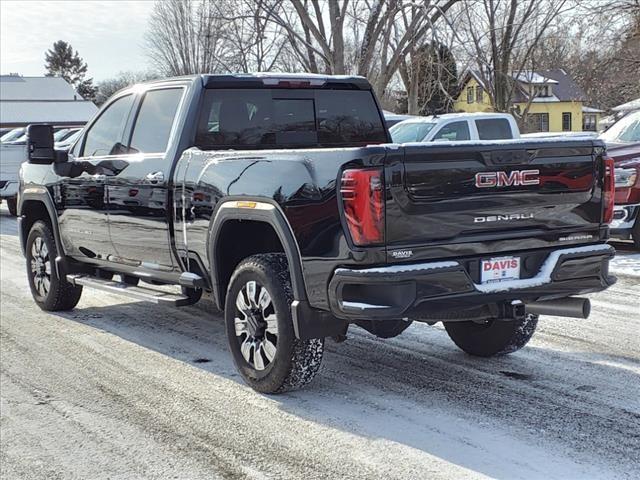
[[137, 73, 373, 91]]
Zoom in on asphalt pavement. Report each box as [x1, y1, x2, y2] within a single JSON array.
[[1, 205, 639, 479]]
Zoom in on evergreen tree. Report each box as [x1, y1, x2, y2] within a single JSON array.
[[44, 40, 96, 102], [415, 43, 458, 115]]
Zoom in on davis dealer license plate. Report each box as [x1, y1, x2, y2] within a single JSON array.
[[481, 256, 521, 284]]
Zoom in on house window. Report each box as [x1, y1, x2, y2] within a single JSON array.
[[562, 112, 572, 131], [475, 86, 483, 103], [583, 114, 597, 131], [527, 113, 549, 132], [467, 86, 474, 103], [534, 85, 550, 97]]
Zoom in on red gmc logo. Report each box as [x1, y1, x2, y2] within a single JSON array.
[[475, 169, 540, 188]]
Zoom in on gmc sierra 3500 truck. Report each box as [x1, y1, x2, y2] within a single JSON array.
[[18, 74, 616, 393]]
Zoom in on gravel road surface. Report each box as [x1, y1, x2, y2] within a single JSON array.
[[1, 205, 639, 479]]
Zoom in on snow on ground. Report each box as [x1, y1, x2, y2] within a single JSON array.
[[609, 244, 640, 277]]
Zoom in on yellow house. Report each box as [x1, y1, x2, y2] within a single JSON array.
[[453, 69, 602, 133]]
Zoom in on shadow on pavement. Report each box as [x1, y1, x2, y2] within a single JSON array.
[[52, 295, 640, 478]]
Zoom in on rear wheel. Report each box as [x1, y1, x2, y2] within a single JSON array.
[[444, 314, 538, 357], [26, 221, 82, 311], [6, 197, 17, 216], [225, 254, 324, 393]]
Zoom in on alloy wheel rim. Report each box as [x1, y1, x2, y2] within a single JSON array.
[[234, 280, 278, 371], [30, 236, 51, 297]]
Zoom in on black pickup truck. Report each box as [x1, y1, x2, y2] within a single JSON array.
[[18, 73, 616, 393]]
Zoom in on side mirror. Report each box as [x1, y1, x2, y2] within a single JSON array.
[[27, 124, 55, 164]]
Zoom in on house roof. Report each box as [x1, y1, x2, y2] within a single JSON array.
[[0, 100, 98, 125], [460, 68, 586, 103], [0, 75, 97, 126], [513, 71, 558, 84], [512, 69, 586, 103], [0, 75, 85, 101]]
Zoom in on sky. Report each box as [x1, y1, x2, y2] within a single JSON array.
[[1, 0, 156, 81]]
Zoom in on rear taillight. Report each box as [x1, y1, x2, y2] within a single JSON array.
[[340, 168, 384, 246], [603, 156, 615, 224]]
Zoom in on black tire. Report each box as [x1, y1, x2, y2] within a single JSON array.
[[6, 197, 17, 216], [225, 253, 324, 393], [356, 319, 413, 338], [444, 314, 538, 357], [26, 221, 82, 311]]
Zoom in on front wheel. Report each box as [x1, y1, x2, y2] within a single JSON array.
[[225, 254, 324, 393], [444, 314, 538, 357], [26, 221, 82, 311]]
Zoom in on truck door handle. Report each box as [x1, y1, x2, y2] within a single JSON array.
[[145, 171, 165, 183]]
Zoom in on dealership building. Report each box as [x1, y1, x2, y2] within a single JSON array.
[[0, 74, 97, 128]]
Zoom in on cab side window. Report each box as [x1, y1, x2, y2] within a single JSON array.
[[432, 121, 470, 141], [475, 118, 512, 140], [81, 94, 134, 157], [128, 88, 184, 154]]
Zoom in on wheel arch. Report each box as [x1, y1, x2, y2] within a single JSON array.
[[18, 188, 64, 257], [207, 199, 307, 310]]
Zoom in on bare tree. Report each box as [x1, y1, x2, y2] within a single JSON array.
[[534, 0, 639, 110], [450, 0, 571, 117], [259, 0, 460, 96], [95, 71, 162, 106], [145, 0, 233, 75]]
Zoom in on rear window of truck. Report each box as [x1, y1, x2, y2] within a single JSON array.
[[195, 89, 387, 149]]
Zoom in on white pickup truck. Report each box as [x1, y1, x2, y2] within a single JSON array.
[[389, 112, 520, 143], [0, 143, 26, 215]]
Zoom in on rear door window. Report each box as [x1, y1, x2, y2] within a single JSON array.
[[195, 88, 386, 149], [432, 121, 470, 141], [475, 118, 512, 140], [129, 88, 184, 154]]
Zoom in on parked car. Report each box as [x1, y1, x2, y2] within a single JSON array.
[[0, 127, 25, 144], [54, 128, 82, 151], [0, 142, 25, 215], [18, 73, 615, 393], [1, 126, 85, 215], [600, 110, 640, 147], [389, 112, 520, 143], [597, 111, 640, 248], [382, 110, 416, 128]]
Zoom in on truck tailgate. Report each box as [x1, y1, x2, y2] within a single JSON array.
[[385, 140, 604, 259]]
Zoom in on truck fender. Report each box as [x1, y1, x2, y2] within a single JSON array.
[[18, 187, 65, 258], [206, 198, 308, 310]]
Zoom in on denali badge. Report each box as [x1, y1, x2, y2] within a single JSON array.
[[475, 169, 540, 188], [391, 249, 413, 259], [474, 213, 534, 223]]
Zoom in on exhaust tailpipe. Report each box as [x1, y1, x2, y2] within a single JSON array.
[[525, 297, 591, 319]]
